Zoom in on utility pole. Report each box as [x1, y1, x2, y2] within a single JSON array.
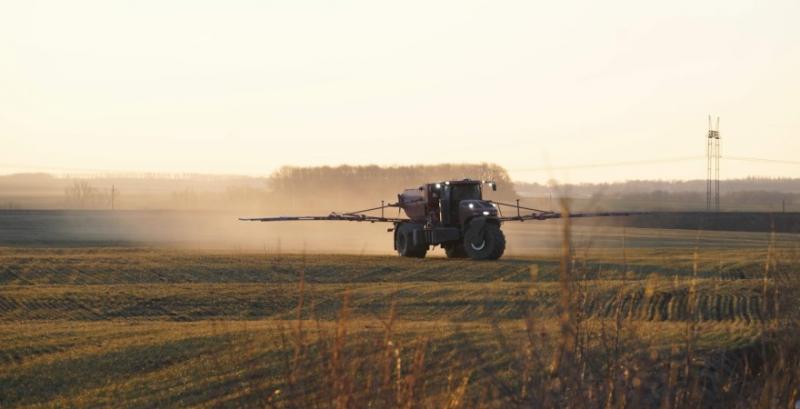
[[111, 185, 116, 210], [715, 117, 720, 211], [706, 116, 720, 212]]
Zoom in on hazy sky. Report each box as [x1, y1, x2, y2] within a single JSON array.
[[2, 0, 799, 183]]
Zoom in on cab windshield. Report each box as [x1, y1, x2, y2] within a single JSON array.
[[450, 184, 481, 203]]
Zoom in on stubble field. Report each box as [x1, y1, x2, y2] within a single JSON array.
[[1, 225, 798, 408]]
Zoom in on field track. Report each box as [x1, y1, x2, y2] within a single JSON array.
[[0, 227, 797, 407], [0, 247, 788, 323]]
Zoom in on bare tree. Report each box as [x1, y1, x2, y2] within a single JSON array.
[[64, 180, 99, 208]]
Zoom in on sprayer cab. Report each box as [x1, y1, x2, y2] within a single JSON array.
[[394, 179, 505, 260], [398, 179, 497, 225]]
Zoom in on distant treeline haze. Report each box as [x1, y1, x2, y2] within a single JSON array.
[[518, 177, 800, 212], [0, 164, 515, 212], [267, 163, 516, 213], [0, 167, 798, 212]]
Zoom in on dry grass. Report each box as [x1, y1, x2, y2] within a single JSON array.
[[0, 224, 798, 408]]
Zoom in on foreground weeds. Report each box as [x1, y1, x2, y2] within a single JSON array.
[[1, 222, 798, 407], [265, 213, 800, 408]]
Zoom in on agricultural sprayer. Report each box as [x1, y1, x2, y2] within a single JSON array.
[[240, 179, 636, 260]]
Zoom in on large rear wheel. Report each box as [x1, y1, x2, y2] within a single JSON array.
[[395, 223, 428, 258], [463, 223, 505, 260]]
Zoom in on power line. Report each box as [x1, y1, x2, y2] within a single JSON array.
[[509, 156, 704, 172], [509, 155, 800, 173], [724, 156, 800, 165], [3, 154, 800, 177]]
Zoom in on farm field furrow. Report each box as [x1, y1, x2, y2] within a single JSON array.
[[0, 226, 797, 408], [0, 280, 774, 323]]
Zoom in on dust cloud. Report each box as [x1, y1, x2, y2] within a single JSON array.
[[2, 209, 792, 255], [0, 210, 392, 253], [0, 207, 563, 254]]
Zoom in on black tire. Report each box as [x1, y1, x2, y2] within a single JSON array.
[[395, 223, 427, 258], [444, 243, 468, 258], [463, 223, 505, 260]]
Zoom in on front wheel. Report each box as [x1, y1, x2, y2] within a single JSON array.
[[444, 243, 468, 258], [463, 223, 505, 260]]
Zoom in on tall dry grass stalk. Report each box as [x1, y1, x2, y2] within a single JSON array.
[[549, 198, 579, 394], [257, 204, 799, 409]]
